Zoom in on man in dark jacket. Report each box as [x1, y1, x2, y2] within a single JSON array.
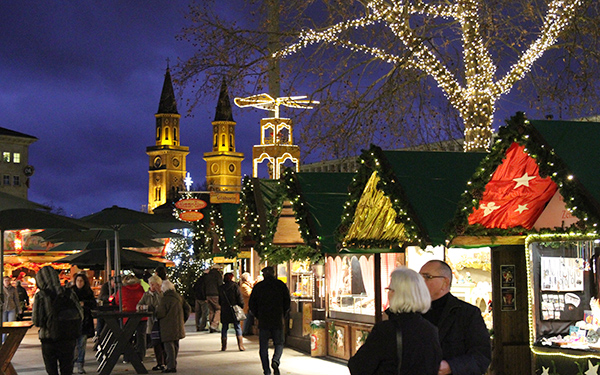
[[420, 260, 491, 375], [193, 270, 209, 331], [204, 266, 223, 333], [249, 266, 290, 375]]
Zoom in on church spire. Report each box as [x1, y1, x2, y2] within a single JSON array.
[[157, 64, 178, 114], [214, 77, 234, 122]]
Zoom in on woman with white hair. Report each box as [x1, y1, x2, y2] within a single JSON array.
[[348, 266, 442, 375], [156, 279, 190, 373], [137, 275, 164, 371]]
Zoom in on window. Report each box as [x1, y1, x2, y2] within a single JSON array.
[[3, 175, 9, 185], [3, 152, 9, 163], [156, 126, 161, 140], [13, 153, 20, 163], [165, 127, 169, 140], [13, 176, 19, 186]]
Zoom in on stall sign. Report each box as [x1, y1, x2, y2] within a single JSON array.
[[175, 199, 207, 211], [179, 211, 204, 222], [238, 251, 251, 259], [210, 192, 240, 204]]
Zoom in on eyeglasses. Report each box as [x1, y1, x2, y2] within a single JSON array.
[[420, 273, 447, 280], [385, 287, 394, 292]]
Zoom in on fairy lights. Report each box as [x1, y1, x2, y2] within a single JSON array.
[[276, 0, 582, 151]]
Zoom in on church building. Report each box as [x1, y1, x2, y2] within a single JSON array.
[[146, 66, 189, 213]]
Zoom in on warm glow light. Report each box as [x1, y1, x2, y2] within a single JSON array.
[[276, 0, 582, 151]]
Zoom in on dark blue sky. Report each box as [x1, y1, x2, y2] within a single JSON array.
[[0, 1, 261, 217], [0, 1, 539, 218]]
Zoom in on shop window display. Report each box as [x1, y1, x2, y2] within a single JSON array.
[[326, 254, 402, 318], [529, 240, 600, 351]]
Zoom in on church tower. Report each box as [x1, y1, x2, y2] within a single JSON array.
[[146, 65, 189, 213], [203, 79, 244, 192]]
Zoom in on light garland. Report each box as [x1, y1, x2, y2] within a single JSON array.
[[276, 0, 583, 151], [525, 234, 600, 361]]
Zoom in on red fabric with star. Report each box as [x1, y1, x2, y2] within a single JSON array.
[[468, 142, 557, 229]]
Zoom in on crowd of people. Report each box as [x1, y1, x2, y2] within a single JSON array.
[[21, 259, 490, 375]]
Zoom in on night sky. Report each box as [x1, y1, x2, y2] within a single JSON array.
[[1, 2, 261, 217], [1, 2, 533, 218]]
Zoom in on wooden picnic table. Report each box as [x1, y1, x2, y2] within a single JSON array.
[[93, 310, 151, 375], [0, 321, 33, 375]]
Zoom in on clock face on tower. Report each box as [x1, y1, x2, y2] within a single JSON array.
[[172, 158, 180, 167], [229, 163, 235, 173], [154, 157, 162, 168], [211, 163, 219, 174]]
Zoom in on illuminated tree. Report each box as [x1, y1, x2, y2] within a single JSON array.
[[176, 0, 599, 156]]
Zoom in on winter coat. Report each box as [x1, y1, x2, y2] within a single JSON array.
[[156, 289, 190, 342], [193, 276, 206, 301], [116, 282, 147, 321], [32, 266, 83, 341], [424, 293, 491, 375], [249, 275, 290, 330], [218, 280, 244, 324], [138, 290, 162, 334], [3, 284, 21, 313], [72, 285, 97, 337], [348, 310, 442, 375], [203, 269, 222, 297], [240, 281, 253, 314]]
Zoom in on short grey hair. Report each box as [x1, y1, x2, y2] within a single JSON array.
[[148, 274, 162, 287], [162, 279, 175, 292], [388, 267, 431, 314]]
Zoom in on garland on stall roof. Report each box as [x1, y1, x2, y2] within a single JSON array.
[[446, 112, 600, 240], [335, 144, 428, 249]]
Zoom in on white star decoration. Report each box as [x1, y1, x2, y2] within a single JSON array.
[[541, 366, 549, 375], [515, 204, 529, 214], [513, 172, 536, 189], [586, 360, 599, 375], [480, 202, 501, 216]]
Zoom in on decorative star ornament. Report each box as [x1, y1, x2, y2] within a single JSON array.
[[586, 360, 599, 375], [515, 204, 529, 214], [480, 202, 501, 216], [513, 172, 536, 189], [541, 366, 549, 375]]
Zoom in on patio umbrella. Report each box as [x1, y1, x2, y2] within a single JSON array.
[[41, 206, 192, 310], [37, 206, 190, 307], [0, 208, 104, 325], [0, 192, 50, 211], [56, 248, 163, 270]]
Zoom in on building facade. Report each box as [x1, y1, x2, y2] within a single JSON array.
[[0, 127, 37, 199]]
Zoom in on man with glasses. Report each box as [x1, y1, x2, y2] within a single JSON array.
[[419, 260, 491, 375]]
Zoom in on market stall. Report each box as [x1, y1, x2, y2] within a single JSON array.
[[447, 113, 600, 374], [327, 145, 487, 360]]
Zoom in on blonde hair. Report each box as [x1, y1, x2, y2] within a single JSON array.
[[388, 267, 431, 314], [148, 274, 162, 287]]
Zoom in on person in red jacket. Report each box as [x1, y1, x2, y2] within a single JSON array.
[[116, 275, 147, 362]]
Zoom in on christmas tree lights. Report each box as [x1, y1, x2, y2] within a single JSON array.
[[276, 0, 582, 151]]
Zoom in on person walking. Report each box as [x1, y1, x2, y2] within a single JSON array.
[[218, 273, 245, 351], [156, 280, 190, 373], [419, 260, 491, 375], [33, 265, 83, 375], [249, 266, 290, 375], [193, 270, 209, 332], [240, 272, 255, 336], [3, 276, 21, 324], [116, 275, 147, 362], [16, 280, 29, 320], [204, 266, 223, 333], [71, 273, 97, 374], [348, 267, 442, 375], [137, 275, 165, 371]]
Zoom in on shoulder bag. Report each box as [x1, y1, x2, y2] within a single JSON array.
[[223, 289, 246, 321]]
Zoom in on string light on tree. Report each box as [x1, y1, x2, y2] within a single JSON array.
[[276, 0, 583, 152]]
